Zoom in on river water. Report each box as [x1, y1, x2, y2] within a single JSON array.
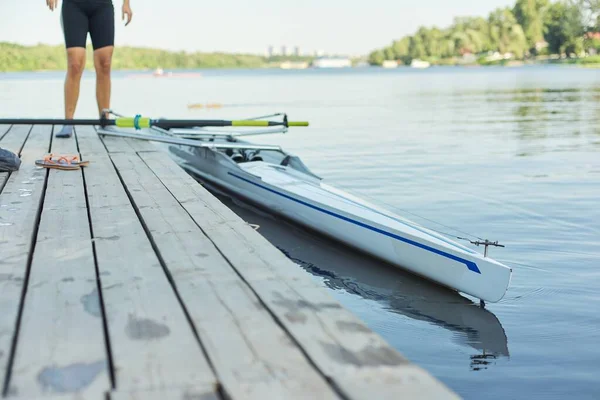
[[1, 65, 599, 399]]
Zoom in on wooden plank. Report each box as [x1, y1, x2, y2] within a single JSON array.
[[8, 133, 110, 398], [11, 393, 105, 400], [98, 129, 157, 154], [0, 126, 31, 154], [111, 153, 340, 400], [75, 126, 217, 392], [0, 125, 32, 196], [109, 385, 220, 400], [140, 152, 459, 400], [0, 173, 7, 194], [0, 126, 51, 392], [0, 125, 11, 140]]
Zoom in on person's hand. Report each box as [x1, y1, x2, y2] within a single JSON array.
[[122, 2, 133, 26], [47, 0, 58, 11]]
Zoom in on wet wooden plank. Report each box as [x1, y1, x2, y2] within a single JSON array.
[[0, 126, 51, 392], [111, 152, 340, 400], [75, 126, 217, 392], [8, 134, 110, 398], [140, 151, 459, 400], [109, 385, 220, 400]]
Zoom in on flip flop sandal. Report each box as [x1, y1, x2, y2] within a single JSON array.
[[35, 154, 89, 170]]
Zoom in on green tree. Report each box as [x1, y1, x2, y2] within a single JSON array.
[[545, 1, 585, 55], [513, 0, 549, 51], [368, 49, 385, 65], [452, 17, 493, 51], [409, 35, 427, 59], [383, 47, 395, 60], [365, 0, 590, 65], [489, 7, 529, 56], [392, 37, 411, 57]]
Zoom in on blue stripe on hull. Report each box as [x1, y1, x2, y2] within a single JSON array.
[[228, 172, 481, 274]]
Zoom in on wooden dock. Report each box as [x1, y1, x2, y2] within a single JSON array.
[[0, 124, 459, 399]]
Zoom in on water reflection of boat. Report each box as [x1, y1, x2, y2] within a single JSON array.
[[209, 187, 509, 367]]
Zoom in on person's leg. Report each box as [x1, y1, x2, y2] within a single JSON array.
[[57, 1, 88, 138], [94, 47, 114, 119], [89, 2, 115, 119], [65, 48, 86, 120]]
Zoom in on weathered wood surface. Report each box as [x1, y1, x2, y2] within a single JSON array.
[[75, 126, 217, 392], [0, 125, 51, 392], [8, 132, 110, 398], [0, 125, 30, 154], [0, 124, 457, 399], [98, 128, 157, 154], [0, 125, 11, 140], [140, 151, 459, 400], [109, 385, 220, 400], [0, 126, 32, 194], [111, 152, 340, 400], [0, 173, 7, 193]]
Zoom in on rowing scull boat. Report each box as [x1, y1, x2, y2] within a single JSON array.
[[131, 116, 513, 304]]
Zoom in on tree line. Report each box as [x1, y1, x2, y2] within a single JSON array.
[[368, 0, 600, 65], [0, 43, 313, 72]]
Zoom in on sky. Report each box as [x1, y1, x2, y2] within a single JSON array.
[[0, 0, 514, 56]]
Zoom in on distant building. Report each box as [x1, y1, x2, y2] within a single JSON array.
[[268, 46, 275, 57], [312, 56, 352, 68], [294, 46, 300, 57]]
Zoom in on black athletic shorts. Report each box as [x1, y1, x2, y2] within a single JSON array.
[[61, 0, 115, 50]]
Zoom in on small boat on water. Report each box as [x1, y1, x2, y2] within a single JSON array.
[[410, 59, 431, 69], [138, 115, 512, 304]]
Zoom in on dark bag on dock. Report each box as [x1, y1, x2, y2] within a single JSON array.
[[0, 147, 21, 172]]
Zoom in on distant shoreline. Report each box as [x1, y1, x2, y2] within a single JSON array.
[[1, 63, 596, 76], [1, 41, 598, 73]]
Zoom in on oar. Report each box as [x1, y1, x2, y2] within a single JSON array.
[[0, 115, 309, 130]]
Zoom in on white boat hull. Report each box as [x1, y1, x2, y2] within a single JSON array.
[[164, 142, 512, 303]]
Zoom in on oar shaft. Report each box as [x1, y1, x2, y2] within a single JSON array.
[[151, 120, 308, 129], [0, 118, 309, 129], [0, 119, 115, 126]]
